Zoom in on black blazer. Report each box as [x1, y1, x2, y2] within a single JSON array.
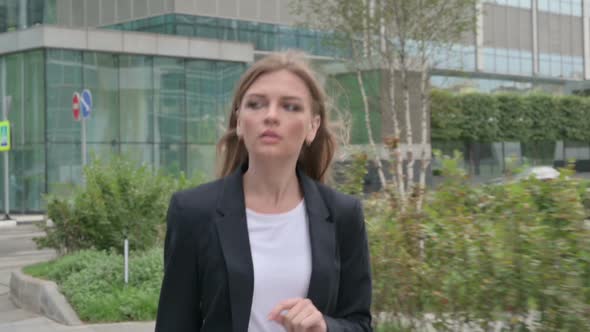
[[155, 165, 372, 332]]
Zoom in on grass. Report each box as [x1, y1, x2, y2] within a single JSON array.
[[23, 247, 163, 323]]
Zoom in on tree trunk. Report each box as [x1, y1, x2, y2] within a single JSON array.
[[357, 69, 387, 190], [400, 66, 414, 200], [416, 64, 431, 212], [387, 58, 406, 211]]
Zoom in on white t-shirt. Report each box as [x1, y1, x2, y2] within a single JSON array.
[[246, 200, 312, 332]]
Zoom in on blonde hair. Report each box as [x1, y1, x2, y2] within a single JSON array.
[[216, 51, 336, 182]]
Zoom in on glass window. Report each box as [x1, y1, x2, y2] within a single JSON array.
[[0, 144, 45, 212], [278, 26, 298, 50], [157, 143, 186, 176], [188, 144, 216, 180], [119, 55, 154, 143], [186, 60, 218, 144], [46, 49, 83, 143], [121, 143, 154, 169], [47, 143, 82, 194], [565, 141, 590, 160], [154, 57, 185, 144], [83, 52, 120, 143], [195, 16, 220, 39]]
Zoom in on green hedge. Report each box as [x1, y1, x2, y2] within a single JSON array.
[[367, 154, 590, 331], [431, 91, 590, 143]]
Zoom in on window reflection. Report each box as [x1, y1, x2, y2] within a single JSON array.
[[539, 53, 584, 79], [538, 0, 582, 16], [105, 14, 343, 58], [485, 0, 531, 9], [483, 48, 533, 76]]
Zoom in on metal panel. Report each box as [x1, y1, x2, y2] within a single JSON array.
[[195, 0, 216, 15], [219, 0, 238, 17], [166, 0, 175, 11], [134, 0, 148, 18], [72, 0, 85, 27], [483, 4, 495, 45], [494, 5, 508, 48], [584, 0, 590, 79], [117, 0, 132, 21], [240, 0, 258, 20], [86, 0, 100, 27], [175, 0, 195, 13], [57, 0, 72, 26], [278, 0, 294, 24], [561, 15, 572, 55], [538, 12, 550, 53], [518, 8, 533, 50], [101, 0, 117, 24], [507, 6, 521, 49], [149, 0, 165, 14], [533, 0, 539, 74], [549, 14, 562, 54], [571, 17, 583, 56], [476, 0, 484, 71], [259, 0, 278, 22]]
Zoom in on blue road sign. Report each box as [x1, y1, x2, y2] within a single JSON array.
[[81, 89, 92, 119]]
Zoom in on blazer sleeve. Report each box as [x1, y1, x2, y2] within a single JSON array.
[[155, 193, 202, 332], [325, 199, 373, 332]]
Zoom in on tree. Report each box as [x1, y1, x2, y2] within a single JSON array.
[[292, 0, 477, 212]]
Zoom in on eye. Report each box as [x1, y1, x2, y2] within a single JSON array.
[[283, 103, 302, 112], [245, 100, 265, 110]]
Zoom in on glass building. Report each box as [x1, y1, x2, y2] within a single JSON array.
[[2, 0, 590, 211]]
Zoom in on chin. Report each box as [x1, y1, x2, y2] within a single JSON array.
[[251, 147, 294, 159]]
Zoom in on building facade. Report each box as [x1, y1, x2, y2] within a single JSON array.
[[1, 0, 590, 212]]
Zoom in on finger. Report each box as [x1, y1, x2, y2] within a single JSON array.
[[290, 305, 316, 332], [283, 298, 311, 323], [299, 311, 324, 331], [281, 299, 308, 331], [268, 298, 302, 321]]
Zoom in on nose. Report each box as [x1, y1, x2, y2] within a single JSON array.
[[264, 102, 280, 125]]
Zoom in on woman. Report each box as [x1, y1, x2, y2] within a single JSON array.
[[155, 51, 372, 332]]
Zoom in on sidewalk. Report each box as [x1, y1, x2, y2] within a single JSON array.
[[0, 214, 46, 227], [0, 224, 155, 332]]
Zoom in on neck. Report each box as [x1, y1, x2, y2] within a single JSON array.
[[243, 157, 302, 213]]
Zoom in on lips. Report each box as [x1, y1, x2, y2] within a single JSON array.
[[260, 130, 281, 139]]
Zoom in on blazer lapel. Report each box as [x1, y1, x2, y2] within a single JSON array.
[[215, 165, 254, 332], [298, 169, 335, 313]]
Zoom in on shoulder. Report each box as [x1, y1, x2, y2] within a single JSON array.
[[171, 177, 225, 212], [314, 182, 362, 221], [166, 178, 225, 234]]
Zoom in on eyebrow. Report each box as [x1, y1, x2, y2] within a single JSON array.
[[244, 93, 304, 102]]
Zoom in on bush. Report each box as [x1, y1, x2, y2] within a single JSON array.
[[24, 247, 163, 322], [35, 156, 205, 254], [368, 152, 590, 331]]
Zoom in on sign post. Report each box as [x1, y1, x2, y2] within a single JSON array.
[[80, 89, 92, 167], [73, 90, 92, 168], [2, 96, 11, 220]]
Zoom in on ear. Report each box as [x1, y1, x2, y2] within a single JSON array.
[[305, 115, 321, 145]]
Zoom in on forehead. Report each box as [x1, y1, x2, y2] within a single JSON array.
[[244, 69, 312, 101]]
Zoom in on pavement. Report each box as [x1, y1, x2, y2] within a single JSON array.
[[0, 218, 155, 332]]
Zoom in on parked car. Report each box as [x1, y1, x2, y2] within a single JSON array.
[[488, 166, 561, 185]]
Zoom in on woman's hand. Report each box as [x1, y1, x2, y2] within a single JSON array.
[[268, 298, 327, 332]]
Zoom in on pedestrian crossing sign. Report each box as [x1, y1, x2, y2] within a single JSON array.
[[0, 121, 10, 152]]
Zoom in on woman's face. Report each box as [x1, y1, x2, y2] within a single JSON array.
[[236, 69, 320, 161]]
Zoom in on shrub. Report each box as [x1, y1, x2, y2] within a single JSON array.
[[35, 156, 205, 254], [24, 247, 164, 323]]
